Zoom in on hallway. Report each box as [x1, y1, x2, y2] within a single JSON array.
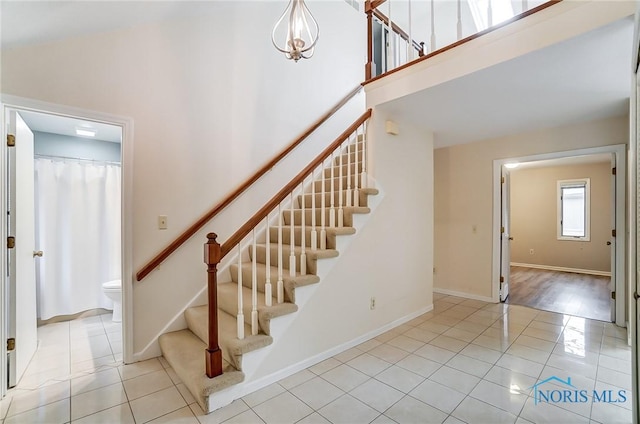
[[1, 294, 632, 423]]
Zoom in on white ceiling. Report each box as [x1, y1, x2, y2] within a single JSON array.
[[19, 111, 122, 144], [0, 1, 634, 150], [0, 1, 226, 50], [379, 15, 634, 148]]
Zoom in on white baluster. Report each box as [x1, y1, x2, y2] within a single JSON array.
[[277, 203, 284, 303], [338, 143, 344, 228], [361, 122, 368, 190], [457, 0, 462, 40], [329, 151, 336, 227], [388, 1, 394, 69], [487, 0, 493, 27], [408, 0, 413, 61], [320, 160, 327, 250], [380, 19, 387, 74], [311, 166, 317, 250], [265, 214, 272, 307], [353, 131, 360, 208], [289, 192, 296, 276], [300, 183, 307, 275], [251, 230, 258, 335], [237, 244, 244, 340], [346, 134, 352, 207], [430, 0, 436, 52], [521, 0, 528, 13]]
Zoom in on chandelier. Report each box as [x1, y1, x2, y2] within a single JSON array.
[[271, 0, 319, 62]]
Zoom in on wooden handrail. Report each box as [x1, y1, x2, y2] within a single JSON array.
[[364, 0, 561, 85], [136, 85, 363, 281], [219, 109, 372, 259]]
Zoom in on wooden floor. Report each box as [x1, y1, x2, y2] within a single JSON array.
[[507, 266, 611, 322]]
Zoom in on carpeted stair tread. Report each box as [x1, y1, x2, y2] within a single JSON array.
[[230, 263, 320, 302], [217, 282, 299, 334], [159, 329, 245, 411], [299, 190, 370, 208], [283, 206, 371, 227], [311, 175, 366, 192], [253, 244, 339, 275], [324, 163, 362, 178], [336, 150, 365, 165], [267, 226, 355, 250], [185, 305, 273, 371]]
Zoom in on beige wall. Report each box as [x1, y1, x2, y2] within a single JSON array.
[[434, 115, 627, 299], [510, 162, 611, 272]]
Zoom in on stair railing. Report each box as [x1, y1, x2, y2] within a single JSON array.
[[136, 85, 363, 282], [204, 109, 372, 377], [365, 0, 561, 81]]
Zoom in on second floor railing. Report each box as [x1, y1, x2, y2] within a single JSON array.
[[365, 0, 561, 81]]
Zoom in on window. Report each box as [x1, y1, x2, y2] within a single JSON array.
[[557, 179, 590, 241]]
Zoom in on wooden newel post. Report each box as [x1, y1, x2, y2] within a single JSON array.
[[365, 1, 374, 80], [204, 233, 223, 378]]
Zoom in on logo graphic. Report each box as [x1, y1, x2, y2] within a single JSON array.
[[529, 376, 627, 405]]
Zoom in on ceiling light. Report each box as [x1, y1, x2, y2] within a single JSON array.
[[271, 0, 319, 62], [504, 163, 519, 169], [75, 127, 97, 137]]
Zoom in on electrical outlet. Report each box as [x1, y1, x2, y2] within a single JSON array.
[[529, 248, 534, 255], [370, 297, 376, 310], [158, 215, 168, 230]]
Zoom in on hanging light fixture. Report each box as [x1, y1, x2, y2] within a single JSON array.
[[271, 0, 319, 62]]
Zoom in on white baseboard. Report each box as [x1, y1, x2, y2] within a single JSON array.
[[510, 262, 611, 277], [433, 287, 495, 303], [231, 304, 434, 399]]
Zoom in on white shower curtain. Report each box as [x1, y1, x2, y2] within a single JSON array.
[[34, 158, 121, 320]]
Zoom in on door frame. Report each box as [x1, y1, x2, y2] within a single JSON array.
[[0, 95, 134, 396], [492, 144, 627, 326]]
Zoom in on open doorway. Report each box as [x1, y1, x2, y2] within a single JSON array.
[[493, 144, 627, 326], [505, 154, 613, 321], [1, 105, 127, 393]]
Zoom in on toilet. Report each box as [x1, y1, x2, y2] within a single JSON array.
[[102, 279, 122, 322]]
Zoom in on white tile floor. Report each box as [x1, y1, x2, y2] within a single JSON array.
[[0, 294, 634, 423]]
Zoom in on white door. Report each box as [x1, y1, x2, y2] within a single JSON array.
[[6, 110, 38, 387], [610, 153, 616, 323], [500, 168, 511, 302]]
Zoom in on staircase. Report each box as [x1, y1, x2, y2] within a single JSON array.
[[158, 116, 378, 413]]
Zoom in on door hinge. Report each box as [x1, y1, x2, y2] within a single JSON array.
[[501, 176, 505, 184], [7, 338, 15, 351], [612, 229, 616, 237], [611, 291, 616, 300], [501, 226, 505, 233], [612, 167, 616, 175], [6, 134, 15, 147], [500, 276, 504, 283], [7, 236, 15, 249]]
